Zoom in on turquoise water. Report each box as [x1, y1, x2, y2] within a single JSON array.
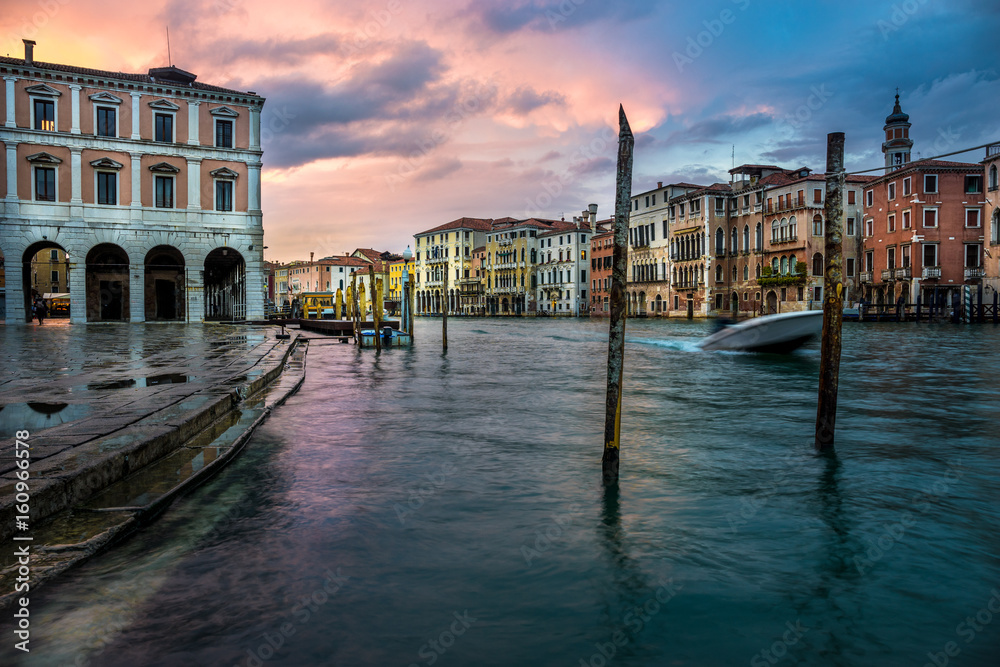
[[6, 318, 1000, 666]]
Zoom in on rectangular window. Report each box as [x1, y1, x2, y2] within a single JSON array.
[[923, 244, 938, 267], [216, 180, 233, 211], [902, 245, 911, 267], [848, 190, 856, 205], [96, 106, 116, 137], [813, 188, 822, 203], [50, 249, 59, 261], [35, 167, 55, 201], [902, 210, 911, 229], [888, 182, 896, 200], [923, 208, 938, 228], [966, 208, 981, 227], [903, 177, 911, 196], [50, 270, 59, 283], [155, 175, 174, 208], [846, 217, 856, 236], [966, 244, 981, 267], [924, 174, 937, 193], [887, 247, 896, 270], [965, 175, 982, 194], [155, 113, 173, 142], [216, 120, 233, 148], [865, 190, 873, 207], [715, 197, 725, 213], [33, 99, 55, 131], [845, 258, 855, 276], [97, 171, 117, 205], [865, 251, 874, 272], [888, 214, 895, 233], [651, 194, 656, 206]]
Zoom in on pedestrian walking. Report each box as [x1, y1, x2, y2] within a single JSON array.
[[35, 299, 48, 325]]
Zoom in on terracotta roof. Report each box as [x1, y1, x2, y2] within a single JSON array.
[[861, 158, 983, 186], [537, 221, 584, 237], [730, 164, 783, 174], [0, 56, 261, 99], [417, 217, 494, 235]]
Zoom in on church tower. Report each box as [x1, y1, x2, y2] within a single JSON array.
[[882, 92, 913, 172]]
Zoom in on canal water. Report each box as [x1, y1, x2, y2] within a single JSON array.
[[7, 318, 1000, 667]]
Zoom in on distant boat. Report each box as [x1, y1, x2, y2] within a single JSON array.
[[359, 327, 412, 348], [698, 310, 823, 354]]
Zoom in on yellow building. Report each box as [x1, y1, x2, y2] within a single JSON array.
[[30, 247, 69, 296], [388, 259, 415, 314]]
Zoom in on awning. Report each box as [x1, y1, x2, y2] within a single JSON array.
[[42, 293, 71, 299]]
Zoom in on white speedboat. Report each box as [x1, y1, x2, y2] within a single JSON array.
[[698, 310, 824, 353]]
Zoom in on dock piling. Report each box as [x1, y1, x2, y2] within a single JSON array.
[[603, 105, 634, 485], [442, 267, 449, 352], [815, 132, 845, 453], [369, 265, 382, 352]]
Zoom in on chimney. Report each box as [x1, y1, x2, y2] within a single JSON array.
[[657, 181, 663, 189], [588, 203, 598, 224], [310, 251, 314, 264], [23, 39, 35, 65]]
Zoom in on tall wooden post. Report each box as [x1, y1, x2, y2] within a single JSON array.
[[815, 132, 845, 453], [351, 274, 362, 344], [603, 105, 634, 485], [442, 266, 449, 352], [369, 265, 382, 352], [335, 288, 343, 320]]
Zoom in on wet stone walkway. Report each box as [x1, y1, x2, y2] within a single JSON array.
[[0, 323, 292, 495]]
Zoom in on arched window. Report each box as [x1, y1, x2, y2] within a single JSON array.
[[780, 256, 788, 275], [743, 265, 749, 280], [521, 247, 525, 261], [771, 220, 779, 242], [991, 165, 998, 190], [732, 265, 738, 281], [672, 267, 677, 284], [715, 227, 725, 255], [772, 257, 779, 274], [743, 225, 750, 252], [993, 210, 1000, 243], [780, 218, 788, 241], [755, 263, 761, 278], [788, 216, 796, 239], [731, 227, 738, 254], [813, 214, 823, 237], [755, 222, 763, 250], [716, 265, 723, 282], [812, 252, 824, 276], [789, 255, 797, 274]]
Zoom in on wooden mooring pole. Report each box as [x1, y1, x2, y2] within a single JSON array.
[[369, 265, 382, 352], [442, 267, 449, 352], [815, 132, 845, 453], [603, 105, 634, 485]]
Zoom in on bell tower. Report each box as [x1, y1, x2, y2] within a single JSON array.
[[882, 91, 913, 172]]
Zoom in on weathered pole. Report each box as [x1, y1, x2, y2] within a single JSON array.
[[442, 267, 449, 352], [351, 274, 362, 344], [815, 132, 845, 453], [335, 288, 344, 320], [369, 265, 382, 352], [603, 105, 634, 485]]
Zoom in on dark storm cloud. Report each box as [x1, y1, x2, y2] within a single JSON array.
[[504, 87, 565, 115], [460, 0, 663, 34], [663, 113, 773, 146]]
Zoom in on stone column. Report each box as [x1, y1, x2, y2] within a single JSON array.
[[130, 262, 145, 322], [68, 254, 86, 324], [70, 148, 83, 215], [130, 92, 141, 140], [249, 106, 261, 150], [5, 249, 25, 324], [69, 84, 81, 134], [187, 101, 200, 145], [188, 266, 205, 323], [130, 151, 142, 220], [6, 142, 17, 200], [5, 77, 16, 127], [186, 158, 201, 209], [248, 161, 261, 212]]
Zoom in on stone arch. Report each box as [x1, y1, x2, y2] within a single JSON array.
[[145, 245, 186, 321], [204, 247, 246, 321], [86, 243, 130, 322], [21, 240, 71, 323]]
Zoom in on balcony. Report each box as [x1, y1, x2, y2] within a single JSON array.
[[859, 271, 873, 283], [965, 267, 985, 280], [881, 269, 894, 281], [894, 266, 912, 279], [922, 266, 941, 279]]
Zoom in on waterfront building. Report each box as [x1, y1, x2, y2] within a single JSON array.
[[0, 40, 266, 323], [485, 217, 560, 315], [861, 97, 985, 307], [286, 254, 369, 301], [588, 219, 613, 316], [460, 246, 486, 314], [982, 143, 1000, 296], [387, 258, 415, 314], [535, 215, 594, 316], [414, 217, 491, 314], [628, 182, 702, 316]]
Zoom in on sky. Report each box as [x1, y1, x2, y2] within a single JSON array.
[[5, 0, 999, 262]]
